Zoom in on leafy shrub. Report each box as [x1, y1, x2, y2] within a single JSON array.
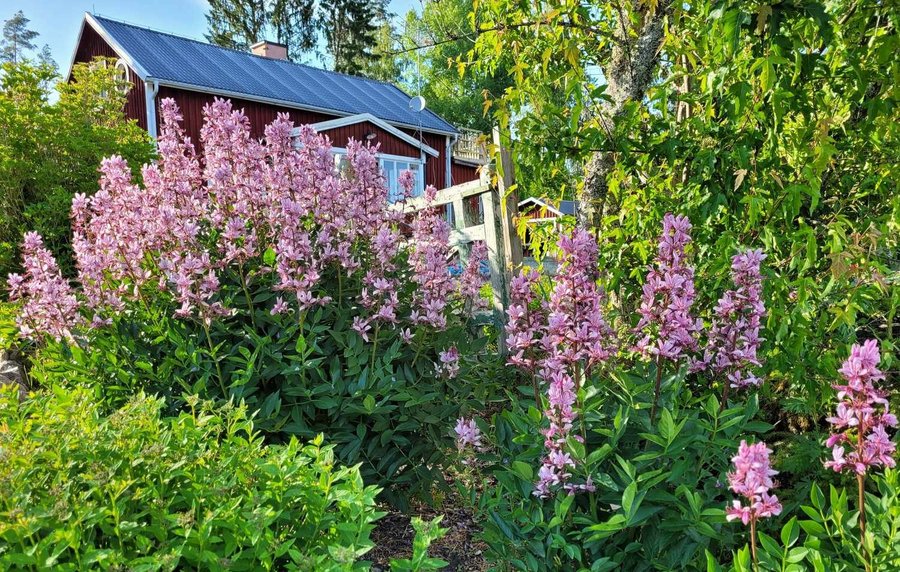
[[0, 386, 381, 571], [8, 97, 499, 505], [0, 59, 154, 277]]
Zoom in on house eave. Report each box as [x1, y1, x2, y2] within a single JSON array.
[[299, 113, 440, 157]]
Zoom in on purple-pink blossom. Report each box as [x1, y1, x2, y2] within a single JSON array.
[[693, 249, 767, 390], [726, 440, 782, 525], [6, 232, 82, 342], [634, 213, 702, 362], [507, 229, 613, 498], [438, 346, 461, 378], [824, 340, 896, 475], [455, 417, 483, 451], [11, 98, 473, 351]]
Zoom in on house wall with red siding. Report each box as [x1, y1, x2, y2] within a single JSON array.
[[156, 86, 333, 144], [318, 121, 420, 158], [451, 161, 481, 186], [71, 24, 147, 129]]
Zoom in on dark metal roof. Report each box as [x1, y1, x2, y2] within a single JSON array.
[[91, 15, 458, 134]]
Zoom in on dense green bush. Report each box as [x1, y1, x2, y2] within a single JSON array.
[[0, 58, 154, 277], [0, 386, 381, 571]]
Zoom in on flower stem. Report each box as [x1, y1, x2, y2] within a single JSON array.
[[239, 265, 257, 329], [202, 322, 226, 397], [750, 517, 758, 572], [858, 472, 870, 571], [650, 355, 663, 424]]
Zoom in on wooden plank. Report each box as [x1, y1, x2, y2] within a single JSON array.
[[493, 127, 523, 271]]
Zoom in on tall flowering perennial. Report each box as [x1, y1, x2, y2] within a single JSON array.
[[408, 185, 455, 330], [693, 249, 767, 405], [458, 241, 489, 315], [726, 440, 782, 567], [634, 213, 702, 421], [505, 229, 613, 498], [634, 213, 701, 361], [824, 340, 896, 558], [505, 268, 544, 375], [6, 233, 82, 342], [10, 98, 475, 359]]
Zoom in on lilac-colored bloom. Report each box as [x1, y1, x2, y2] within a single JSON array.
[[824, 340, 896, 475], [634, 213, 702, 363], [693, 249, 767, 390], [455, 417, 483, 451], [438, 346, 461, 378], [726, 440, 782, 525], [7, 232, 82, 342]]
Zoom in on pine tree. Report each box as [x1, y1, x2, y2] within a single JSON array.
[[358, 20, 402, 82], [1, 11, 39, 64], [205, 0, 316, 61], [320, 0, 386, 74]]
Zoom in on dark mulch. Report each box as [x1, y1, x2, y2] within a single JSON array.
[[366, 500, 489, 571]]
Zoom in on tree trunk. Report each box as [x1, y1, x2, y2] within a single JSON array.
[[579, 2, 672, 229]]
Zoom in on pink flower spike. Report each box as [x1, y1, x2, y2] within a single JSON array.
[[726, 440, 781, 527], [824, 340, 895, 476]]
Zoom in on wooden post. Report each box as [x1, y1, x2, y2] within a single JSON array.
[[493, 127, 523, 272], [487, 127, 523, 355]]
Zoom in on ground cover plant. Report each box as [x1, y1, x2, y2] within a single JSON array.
[[5, 97, 499, 508], [0, 386, 381, 571]]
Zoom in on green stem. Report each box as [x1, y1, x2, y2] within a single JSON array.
[[650, 355, 664, 424], [239, 265, 257, 329], [370, 324, 381, 371], [751, 516, 758, 572], [202, 322, 227, 397]]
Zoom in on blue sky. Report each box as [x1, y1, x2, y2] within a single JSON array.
[[0, 0, 421, 72]]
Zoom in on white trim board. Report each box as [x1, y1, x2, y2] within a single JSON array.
[[297, 114, 439, 157], [517, 197, 565, 218]]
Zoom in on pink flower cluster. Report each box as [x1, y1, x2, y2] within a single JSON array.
[[10, 98, 480, 346], [438, 346, 461, 378], [454, 417, 483, 452], [634, 213, 701, 362], [458, 242, 489, 315], [505, 268, 544, 372], [408, 185, 456, 330], [506, 229, 612, 497], [6, 233, 82, 341], [693, 249, 767, 389], [824, 340, 896, 474], [726, 440, 782, 525]]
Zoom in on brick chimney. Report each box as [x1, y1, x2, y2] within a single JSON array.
[[250, 41, 288, 60]]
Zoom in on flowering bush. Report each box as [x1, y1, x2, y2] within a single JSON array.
[[8, 98, 496, 505], [457, 222, 896, 571], [0, 386, 381, 570]]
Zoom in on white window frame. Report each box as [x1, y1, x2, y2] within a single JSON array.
[[328, 149, 425, 202], [379, 153, 425, 202]]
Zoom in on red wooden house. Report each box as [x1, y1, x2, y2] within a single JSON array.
[[68, 13, 484, 192]]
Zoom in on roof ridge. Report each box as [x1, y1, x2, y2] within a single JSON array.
[[91, 14, 422, 94]]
